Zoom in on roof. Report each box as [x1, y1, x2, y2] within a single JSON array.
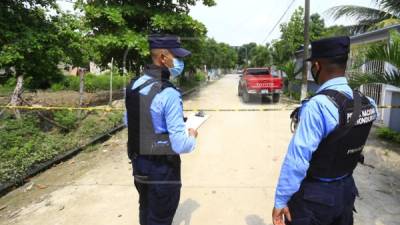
[[350, 24, 400, 45]]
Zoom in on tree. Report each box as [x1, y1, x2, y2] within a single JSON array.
[[218, 43, 238, 69], [278, 61, 302, 99], [1, 0, 60, 88], [76, 0, 216, 75], [270, 7, 326, 67], [310, 14, 326, 40], [237, 43, 257, 67], [0, 0, 90, 118], [54, 13, 95, 69], [270, 39, 293, 67], [202, 39, 238, 70], [328, 0, 400, 34], [349, 31, 400, 88], [365, 31, 400, 87], [0, 1, 91, 88], [321, 25, 351, 38], [279, 7, 305, 56], [248, 45, 271, 67]]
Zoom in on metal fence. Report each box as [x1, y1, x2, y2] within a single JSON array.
[[360, 83, 383, 106]]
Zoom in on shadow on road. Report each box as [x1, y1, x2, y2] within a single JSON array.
[[239, 96, 282, 105], [173, 198, 200, 225], [245, 214, 271, 225]]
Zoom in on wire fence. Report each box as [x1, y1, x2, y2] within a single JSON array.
[[1, 77, 399, 195]]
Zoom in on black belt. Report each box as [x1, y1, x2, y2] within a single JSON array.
[[306, 174, 351, 183], [132, 153, 180, 167]]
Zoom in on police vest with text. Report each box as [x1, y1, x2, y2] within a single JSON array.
[[125, 78, 178, 160], [291, 90, 377, 179]]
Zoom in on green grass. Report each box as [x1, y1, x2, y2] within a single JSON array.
[[0, 77, 16, 96], [0, 110, 123, 184], [0, 71, 207, 184], [377, 127, 400, 144], [0, 73, 131, 95], [50, 73, 129, 93], [177, 71, 207, 92]]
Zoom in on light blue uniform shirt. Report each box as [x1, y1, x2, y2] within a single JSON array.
[[274, 77, 377, 209], [124, 74, 196, 154]]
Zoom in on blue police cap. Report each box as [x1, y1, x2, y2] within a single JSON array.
[[307, 36, 350, 61], [148, 34, 191, 58]]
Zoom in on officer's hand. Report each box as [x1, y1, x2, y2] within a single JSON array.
[[272, 207, 291, 225], [188, 128, 198, 138]]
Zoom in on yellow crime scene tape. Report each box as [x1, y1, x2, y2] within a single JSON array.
[[0, 105, 399, 112]]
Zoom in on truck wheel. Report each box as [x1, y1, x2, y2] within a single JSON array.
[[238, 85, 242, 96], [242, 89, 250, 103], [272, 94, 280, 103]]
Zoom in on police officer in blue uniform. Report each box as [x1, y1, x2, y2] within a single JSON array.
[[272, 36, 378, 225], [124, 34, 198, 225]]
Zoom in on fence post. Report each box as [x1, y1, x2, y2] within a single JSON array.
[[78, 68, 85, 118], [109, 57, 114, 106], [10, 75, 24, 119]]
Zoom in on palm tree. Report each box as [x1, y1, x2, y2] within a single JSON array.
[[328, 0, 400, 34], [366, 31, 400, 87], [279, 61, 302, 99], [349, 31, 400, 88]]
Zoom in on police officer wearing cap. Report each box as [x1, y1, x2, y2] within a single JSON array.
[[272, 36, 378, 225], [124, 34, 198, 225]]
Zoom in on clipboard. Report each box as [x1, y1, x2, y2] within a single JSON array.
[[185, 111, 210, 130]]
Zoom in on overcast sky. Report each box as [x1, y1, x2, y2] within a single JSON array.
[[58, 0, 376, 46]]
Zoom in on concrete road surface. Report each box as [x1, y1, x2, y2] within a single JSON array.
[[1, 74, 399, 225]]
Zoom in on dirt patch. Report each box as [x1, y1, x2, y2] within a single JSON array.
[[0, 131, 128, 224], [353, 127, 400, 225], [0, 90, 124, 107]]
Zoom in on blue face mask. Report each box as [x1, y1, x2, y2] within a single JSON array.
[[169, 58, 184, 77]]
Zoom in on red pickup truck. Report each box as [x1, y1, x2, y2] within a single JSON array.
[[238, 68, 283, 103]]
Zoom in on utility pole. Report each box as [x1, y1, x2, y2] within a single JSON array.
[[301, 0, 310, 101]]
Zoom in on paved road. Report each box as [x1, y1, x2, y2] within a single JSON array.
[[1, 74, 399, 225]]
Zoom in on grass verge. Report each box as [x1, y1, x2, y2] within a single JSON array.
[[0, 110, 123, 185], [376, 127, 400, 144]]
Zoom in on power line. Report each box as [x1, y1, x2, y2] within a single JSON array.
[[262, 0, 297, 44]]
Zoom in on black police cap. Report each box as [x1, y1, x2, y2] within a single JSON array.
[[307, 36, 350, 61], [148, 34, 191, 58]]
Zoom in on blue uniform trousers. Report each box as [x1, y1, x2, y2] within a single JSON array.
[[133, 156, 181, 225], [286, 176, 358, 225]]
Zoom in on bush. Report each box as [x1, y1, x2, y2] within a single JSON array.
[[57, 73, 126, 93], [348, 72, 380, 89], [194, 71, 207, 82], [53, 110, 79, 129], [291, 92, 301, 101], [0, 114, 44, 182], [50, 83, 65, 92], [0, 110, 123, 184], [65, 75, 81, 91], [0, 77, 17, 95], [377, 127, 400, 144]]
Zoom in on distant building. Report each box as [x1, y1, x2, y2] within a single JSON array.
[[58, 61, 101, 76]]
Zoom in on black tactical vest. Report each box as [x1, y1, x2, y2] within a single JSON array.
[[291, 90, 377, 179], [125, 76, 179, 160]]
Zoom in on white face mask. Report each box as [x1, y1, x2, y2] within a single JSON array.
[[169, 58, 185, 77]]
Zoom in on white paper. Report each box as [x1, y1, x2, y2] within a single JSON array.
[[185, 113, 210, 130]]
